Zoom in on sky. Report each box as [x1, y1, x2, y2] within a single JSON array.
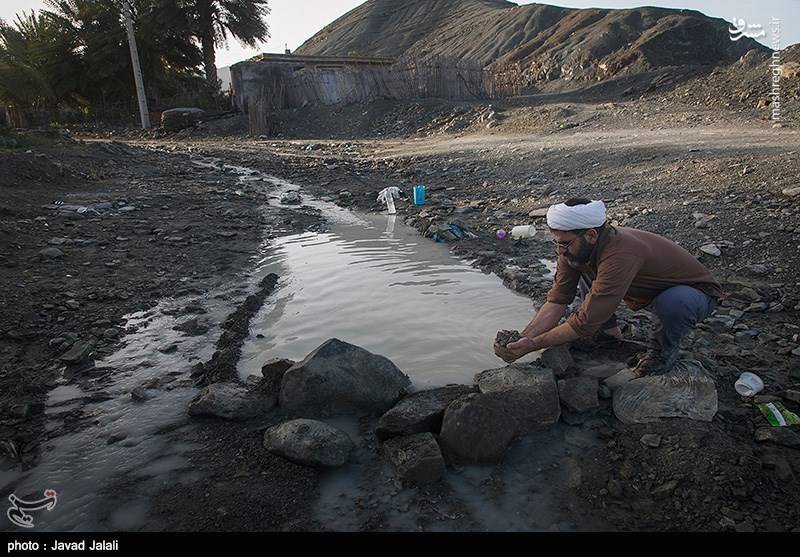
[[1, 0, 797, 68]]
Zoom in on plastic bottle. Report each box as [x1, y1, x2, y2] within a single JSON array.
[[511, 225, 536, 239]]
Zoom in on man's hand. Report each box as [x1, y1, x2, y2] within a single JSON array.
[[493, 336, 540, 363]]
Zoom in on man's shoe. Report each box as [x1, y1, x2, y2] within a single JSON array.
[[631, 351, 672, 377]]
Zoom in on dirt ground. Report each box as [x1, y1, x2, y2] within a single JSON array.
[[1, 87, 799, 531]]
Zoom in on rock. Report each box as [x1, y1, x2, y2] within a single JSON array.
[[161, 107, 206, 131], [699, 244, 721, 257], [439, 392, 517, 464], [263, 419, 352, 467], [782, 186, 800, 198], [741, 264, 771, 276], [557, 376, 600, 413], [130, 386, 149, 402], [59, 341, 93, 365], [280, 191, 302, 205], [375, 385, 474, 440], [607, 479, 624, 498], [754, 427, 800, 449], [252, 358, 295, 405], [48, 237, 68, 245], [383, 433, 446, 483], [39, 247, 64, 259], [760, 454, 794, 481], [640, 434, 662, 448], [107, 431, 128, 444], [495, 329, 521, 348], [474, 365, 561, 434], [260, 358, 295, 378], [651, 480, 678, 499], [103, 328, 121, 339], [612, 360, 718, 424], [188, 382, 273, 420], [279, 338, 411, 416], [529, 207, 549, 218], [784, 390, 800, 404], [565, 457, 582, 489], [173, 317, 209, 336], [540, 345, 575, 376], [604, 368, 639, 390]]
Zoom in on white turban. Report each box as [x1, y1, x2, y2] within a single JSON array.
[[547, 200, 607, 231]]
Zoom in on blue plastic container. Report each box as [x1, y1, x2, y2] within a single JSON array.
[[413, 185, 426, 205]]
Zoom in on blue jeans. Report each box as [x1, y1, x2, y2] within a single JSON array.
[[648, 285, 717, 365], [578, 277, 717, 363]]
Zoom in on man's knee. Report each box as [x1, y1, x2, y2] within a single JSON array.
[[652, 286, 710, 327]]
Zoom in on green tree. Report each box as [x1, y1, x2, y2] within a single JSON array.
[[44, 0, 205, 109], [0, 11, 84, 125], [189, 0, 270, 89]]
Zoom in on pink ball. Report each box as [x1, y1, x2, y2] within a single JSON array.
[[496, 229, 507, 239]]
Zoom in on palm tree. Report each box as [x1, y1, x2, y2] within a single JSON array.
[[190, 0, 270, 89], [0, 11, 84, 125], [43, 0, 204, 112]]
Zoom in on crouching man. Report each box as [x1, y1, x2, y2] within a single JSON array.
[[494, 198, 723, 375]]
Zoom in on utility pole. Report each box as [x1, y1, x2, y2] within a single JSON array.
[[121, 0, 150, 129]]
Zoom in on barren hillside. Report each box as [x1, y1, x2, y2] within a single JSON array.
[[296, 0, 767, 85]]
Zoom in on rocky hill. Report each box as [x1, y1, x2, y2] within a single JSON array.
[[295, 0, 768, 85]]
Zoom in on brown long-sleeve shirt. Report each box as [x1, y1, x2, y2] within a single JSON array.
[[546, 226, 724, 337]]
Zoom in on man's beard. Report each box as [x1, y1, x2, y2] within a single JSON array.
[[566, 236, 594, 268]]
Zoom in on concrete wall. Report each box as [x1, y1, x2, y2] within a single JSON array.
[[231, 55, 494, 113]]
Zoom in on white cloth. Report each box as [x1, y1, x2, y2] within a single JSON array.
[[546, 200, 607, 231]]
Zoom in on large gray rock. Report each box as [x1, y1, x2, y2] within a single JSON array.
[[558, 376, 600, 413], [375, 385, 475, 440], [383, 433, 446, 483], [263, 418, 352, 467], [161, 107, 205, 131], [279, 338, 411, 416], [612, 360, 718, 424], [474, 365, 561, 434], [439, 392, 518, 464], [188, 382, 274, 420]]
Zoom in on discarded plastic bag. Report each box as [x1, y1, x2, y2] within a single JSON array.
[[758, 401, 800, 427], [425, 221, 477, 243], [377, 187, 401, 215]]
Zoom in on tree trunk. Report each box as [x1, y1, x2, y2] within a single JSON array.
[[202, 30, 218, 90]]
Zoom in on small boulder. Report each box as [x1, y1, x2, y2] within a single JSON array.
[[375, 385, 474, 440], [539, 345, 574, 376], [263, 418, 352, 467], [558, 376, 600, 413], [279, 339, 411, 416], [383, 433, 446, 483], [438, 392, 517, 464], [39, 247, 64, 259], [188, 382, 273, 420], [60, 341, 93, 365], [474, 365, 561, 434]]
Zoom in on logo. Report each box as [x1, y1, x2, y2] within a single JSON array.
[[729, 17, 766, 41], [6, 489, 58, 529]]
